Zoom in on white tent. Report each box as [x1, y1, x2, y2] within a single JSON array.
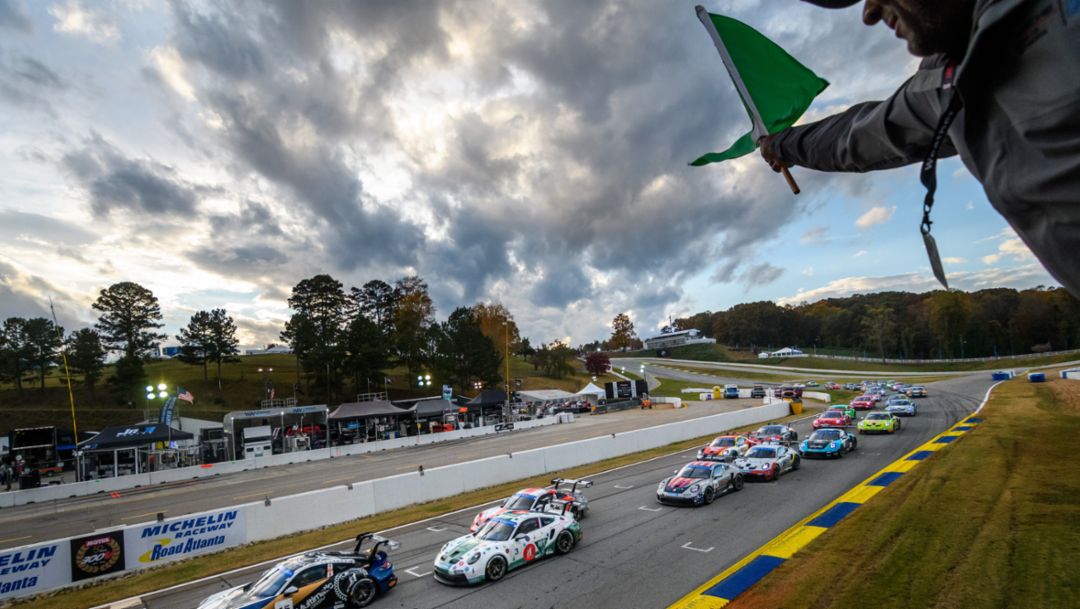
[[575, 382, 606, 401]]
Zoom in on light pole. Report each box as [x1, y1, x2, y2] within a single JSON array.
[[145, 383, 169, 422], [502, 321, 510, 423], [258, 367, 274, 402]]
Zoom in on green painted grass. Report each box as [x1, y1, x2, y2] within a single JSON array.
[[727, 376, 1080, 609]]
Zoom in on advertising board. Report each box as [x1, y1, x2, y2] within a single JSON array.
[[0, 541, 69, 601], [124, 508, 246, 568]]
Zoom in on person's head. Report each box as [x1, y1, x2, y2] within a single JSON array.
[[803, 0, 974, 58]]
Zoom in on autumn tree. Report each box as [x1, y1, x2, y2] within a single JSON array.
[[861, 305, 897, 362], [472, 302, 520, 366], [585, 352, 611, 376], [610, 313, 636, 351]]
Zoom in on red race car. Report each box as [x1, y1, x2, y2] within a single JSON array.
[[850, 396, 876, 410], [697, 435, 755, 462], [812, 409, 854, 429]]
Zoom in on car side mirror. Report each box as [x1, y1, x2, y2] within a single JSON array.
[[284, 586, 298, 595]]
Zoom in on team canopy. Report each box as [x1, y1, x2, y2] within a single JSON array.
[[329, 400, 414, 420], [78, 424, 194, 451], [575, 383, 606, 400]]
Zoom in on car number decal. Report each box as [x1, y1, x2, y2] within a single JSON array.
[[523, 543, 537, 561]]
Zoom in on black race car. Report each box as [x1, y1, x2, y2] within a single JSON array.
[[198, 533, 399, 609]]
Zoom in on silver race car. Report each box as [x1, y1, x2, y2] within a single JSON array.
[[657, 460, 744, 506], [733, 443, 801, 481]]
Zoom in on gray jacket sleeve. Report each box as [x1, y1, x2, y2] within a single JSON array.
[[770, 60, 958, 172]]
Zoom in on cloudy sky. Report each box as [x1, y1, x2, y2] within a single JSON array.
[[0, 0, 1057, 349]]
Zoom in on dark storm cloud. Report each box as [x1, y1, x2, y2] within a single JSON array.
[[62, 134, 203, 217], [0, 0, 31, 32], [143, 0, 915, 338], [739, 263, 785, 287], [207, 201, 285, 239], [187, 243, 289, 273]]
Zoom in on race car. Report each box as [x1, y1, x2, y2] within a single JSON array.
[[908, 386, 928, 398], [812, 409, 853, 429], [885, 399, 918, 417], [198, 533, 399, 609], [748, 423, 798, 445], [733, 443, 800, 481], [434, 511, 580, 585], [850, 396, 875, 410], [469, 479, 592, 532], [858, 412, 902, 434], [656, 460, 744, 505], [697, 435, 754, 462], [799, 428, 857, 458]]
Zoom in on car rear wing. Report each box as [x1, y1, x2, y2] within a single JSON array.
[[551, 478, 593, 493]]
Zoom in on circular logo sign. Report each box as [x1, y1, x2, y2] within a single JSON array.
[[75, 536, 122, 575], [523, 543, 537, 562]]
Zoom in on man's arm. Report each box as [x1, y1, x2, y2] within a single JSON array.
[[762, 60, 957, 173]]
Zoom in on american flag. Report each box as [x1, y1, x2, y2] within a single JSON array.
[[177, 388, 195, 403]]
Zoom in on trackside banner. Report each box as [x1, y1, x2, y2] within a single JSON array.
[[0, 541, 70, 601], [124, 507, 246, 567]]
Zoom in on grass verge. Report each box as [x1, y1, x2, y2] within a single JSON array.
[[725, 376, 1080, 609], [12, 408, 814, 609]]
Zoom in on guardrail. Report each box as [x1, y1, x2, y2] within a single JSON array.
[[0, 400, 789, 602], [0, 417, 559, 509]]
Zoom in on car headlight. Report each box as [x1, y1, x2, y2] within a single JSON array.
[[467, 552, 481, 565], [697, 450, 704, 459], [688, 484, 700, 494]]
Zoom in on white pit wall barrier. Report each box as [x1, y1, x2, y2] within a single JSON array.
[[803, 391, 832, 403]]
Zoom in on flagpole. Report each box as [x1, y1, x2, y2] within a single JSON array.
[[50, 298, 80, 481], [695, 5, 800, 195]]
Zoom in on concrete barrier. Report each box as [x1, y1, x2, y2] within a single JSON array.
[[803, 391, 832, 404], [1061, 368, 1080, 380], [0, 401, 788, 602]]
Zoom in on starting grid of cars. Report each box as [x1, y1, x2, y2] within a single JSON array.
[[196, 382, 930, 609]]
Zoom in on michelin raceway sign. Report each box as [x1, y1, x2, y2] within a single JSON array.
[[0, 507, 247, 602], [126, 509, 245, 566]]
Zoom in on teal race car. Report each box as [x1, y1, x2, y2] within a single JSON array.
[[858, 411, 902, 434], [433, 511, 580, 585]]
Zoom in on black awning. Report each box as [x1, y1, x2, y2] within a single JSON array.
[[407, 399, 456, 417], [78, 424, 194, 451], [467, 389, 507, 407], [329, 400, 415, 420]]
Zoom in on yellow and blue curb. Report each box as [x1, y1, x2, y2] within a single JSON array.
[[668, 414, 987, 609]]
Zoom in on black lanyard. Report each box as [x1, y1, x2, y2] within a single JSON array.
[[919, 87, 962, 290]]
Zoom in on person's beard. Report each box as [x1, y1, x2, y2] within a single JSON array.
[[896, 0, 974, 58]]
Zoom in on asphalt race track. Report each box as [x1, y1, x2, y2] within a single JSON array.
[[132, 373, 992, 609]]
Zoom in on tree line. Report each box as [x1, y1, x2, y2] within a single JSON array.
[[672, 286, 1080, 360]]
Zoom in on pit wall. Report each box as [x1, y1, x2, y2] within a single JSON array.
[[0, 399, 789, 602]]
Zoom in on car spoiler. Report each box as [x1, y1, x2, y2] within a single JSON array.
[[551, 478, 593, 493]]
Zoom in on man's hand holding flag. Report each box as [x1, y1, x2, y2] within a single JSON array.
[[690, 6, 829, 194]]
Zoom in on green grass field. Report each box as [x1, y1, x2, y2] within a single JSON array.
[[726, 374, 1080, 609]]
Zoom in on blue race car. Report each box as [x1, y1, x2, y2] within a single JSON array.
[[798, 428, 857, 458]]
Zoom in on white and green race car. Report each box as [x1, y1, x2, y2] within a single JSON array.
[[433, 512, 580, 585]]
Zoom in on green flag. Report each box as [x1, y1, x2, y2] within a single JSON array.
[[691, 9, 828, 166]]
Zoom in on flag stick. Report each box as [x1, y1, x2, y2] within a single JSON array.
[[781, 167, 800, 194], [696, 5, 801, 195]]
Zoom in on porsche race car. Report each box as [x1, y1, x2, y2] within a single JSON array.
[[656, 460, 744, 505], [697, 435, 754, 462], [434, 511, 580, 585], [799, 428, 857, 458], [469, 478, 592, 532], [908, 386, 928, 398], [850, 396, 875, 410], [812, 409, 853, 430], [198, 533, 398, 609], [733, 443, 800, 481], [858, 412, 902, 434], [885, 399, 918, 417], [748, 424, 798, 445]]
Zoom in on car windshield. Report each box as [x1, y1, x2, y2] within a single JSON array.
[[710, 438, 735, 447], [503, 494, 535, 510], [758, 426, 785, 435], [248, 565, 292, 598], [810, 429, 840, 440], [477, 519, 516, 541], [747, 447, 776, 458], [867, 413, 890, 420], [822, 411, 844, 418], [677, 465, 712, 479]]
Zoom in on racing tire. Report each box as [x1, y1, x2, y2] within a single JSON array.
[[554, 530, 575, 555], [347, 577, 377, 608], [703, 486, 715, 505], [731, 474, 744, 492], [771, 464, 780, 481], [851, 437, 858, 451], [485, 555, 508, 582], [792, 455, 801, 471]]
